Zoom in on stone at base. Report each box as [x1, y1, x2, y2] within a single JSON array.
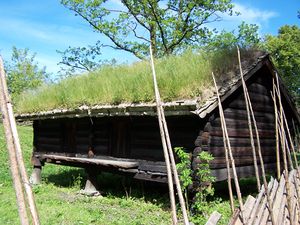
[[29, 166, 42, 185]]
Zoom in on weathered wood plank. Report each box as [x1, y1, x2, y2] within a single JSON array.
[[205, 211, 222, 225], [40, 154, 139, 169]]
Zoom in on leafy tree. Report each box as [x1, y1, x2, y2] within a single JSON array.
[[205, 22, 261, 50], [60, 0, 236, 72], [5, 47, 49, 98], [263, 25, 300, 98]]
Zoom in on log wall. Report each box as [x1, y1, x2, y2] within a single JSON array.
[[193, 66, 283, 178], [33, 115, 201, 162]]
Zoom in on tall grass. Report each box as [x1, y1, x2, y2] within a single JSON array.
[[14, 49, 261, 113]]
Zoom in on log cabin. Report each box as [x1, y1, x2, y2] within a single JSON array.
[[15, 52, 300, 193]]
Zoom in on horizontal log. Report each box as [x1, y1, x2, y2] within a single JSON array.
[[211, 163, 277, 181], [38, 143, 62, 150], [228, 100, 274, 113], [40, 154, 139, 169], [207, 156, 276, 168], [94, 139, 109, 145], [36, 131, 61, 138], [209, 136, 275, 147], [209, 129, 275, 138], [222, 109, 275, 122], [210, 118, 275, 130], [37, 137, 61, 145], [247, 82, 269, 95], [208, 146, 277, 157]]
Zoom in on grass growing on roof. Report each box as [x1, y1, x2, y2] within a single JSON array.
[[14, 49, 261, 113]]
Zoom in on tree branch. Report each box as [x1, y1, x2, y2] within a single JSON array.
[[121, 0, 150, 31], [147, 0, 169, 53], [71, 7, 145, 60]]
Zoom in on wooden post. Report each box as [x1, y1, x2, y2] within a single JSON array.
[[212, 72, 244, 218], [149, 46, 178, 225], [0, 57, 29, 225], [273, 79, 281, 180], [83, 167, 100, 196], [237, 47, 275, 224]]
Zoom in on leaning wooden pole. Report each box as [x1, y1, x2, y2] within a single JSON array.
[[237, 47, 275, 224], [149, 46, 178, 224], [273, 82, 300, 215], [273, 79, 281, 180], [212, 72, 244, 217], [236, 47, 261, 191], [274, 72, 294, 225], [0, 57, 29, 225], [223, 137, 235, 213], [159, 102, 190, 224], [0, 57, 40, 225]]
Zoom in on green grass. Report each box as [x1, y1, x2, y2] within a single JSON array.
[[14, 49, 262, 114], [0, 124, 262, 224]]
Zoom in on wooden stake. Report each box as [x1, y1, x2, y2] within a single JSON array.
[[211, 72, 244, 217], [160, 107, 190, 224], [273, 79, 281, 180], [224, 138, 235, 213], [0, 57, 40, 225], [237, 47, 275, 224], [149, 46, 177, 224], [0, 57, 29, 225]]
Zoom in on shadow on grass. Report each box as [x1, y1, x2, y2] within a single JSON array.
[[44, 166, 170, 208]]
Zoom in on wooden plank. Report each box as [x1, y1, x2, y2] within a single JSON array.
[[205, 211, 222, 225], [247, 182, 267, 225], [273, 174, 286, 222], [236, 195, 256, 223], [40, 154, 139, 169], [259, 176, 279, 225], [253, 178, 276, 225]]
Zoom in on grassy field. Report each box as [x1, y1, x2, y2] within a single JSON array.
[[0, 125, 260, 224], [14, 49, 262, 114]]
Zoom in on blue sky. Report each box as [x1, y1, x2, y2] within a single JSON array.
[[0, 0, 299, 76]]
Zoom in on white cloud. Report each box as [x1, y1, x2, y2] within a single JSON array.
[[232, 3, 278, 24]]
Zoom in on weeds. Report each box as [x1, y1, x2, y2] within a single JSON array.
[[175, 147, 217, 224]]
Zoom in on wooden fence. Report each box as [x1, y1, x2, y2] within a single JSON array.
[[206, 168, 300, 225]]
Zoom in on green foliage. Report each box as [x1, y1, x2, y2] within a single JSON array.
[[263, 25, 300, 99], [175, 147, 193, 191], [175, 147, 215, 224], [14, 49, 260, 114], [206, 21, 261, 50], [192, 151, 216, 224], [5, 47, 49, 99], [60, 0, 236, 72]]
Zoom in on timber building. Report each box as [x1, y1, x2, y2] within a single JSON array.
[[16, 53, 300, 190]]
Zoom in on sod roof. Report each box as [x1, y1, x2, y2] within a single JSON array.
[[15, 49, 267, 120]]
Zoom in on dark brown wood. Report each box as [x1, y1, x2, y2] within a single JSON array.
[[40, 154, 139, 169]]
